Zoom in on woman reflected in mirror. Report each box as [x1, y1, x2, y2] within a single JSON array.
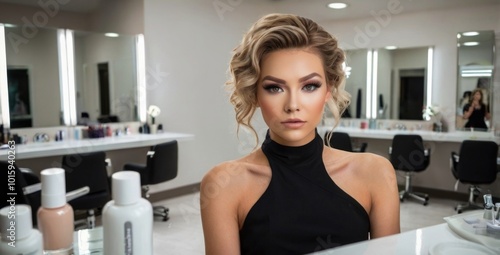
[[462, 88, 490, 131]]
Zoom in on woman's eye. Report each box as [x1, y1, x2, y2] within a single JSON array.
[[263, 85, 283, 93], [303, 83, 321, 92]]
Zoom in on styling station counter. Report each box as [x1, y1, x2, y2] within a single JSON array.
[[0, 132, 195, 178], [319, 126, 500, 197]]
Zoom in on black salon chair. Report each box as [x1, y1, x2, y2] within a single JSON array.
[[62, 151, 111, 229], [324, 131, 367, 152], [450, 140, 498, 213], [389, 134, 430, 205], [123, 140, 178, 222], [0, 161, 41, 226]]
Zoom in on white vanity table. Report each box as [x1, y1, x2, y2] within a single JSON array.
[[0, 132, 194, 160]]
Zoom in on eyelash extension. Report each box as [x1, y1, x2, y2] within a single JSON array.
[[262, 84, 282, 93], [303, 82, 322, 91]]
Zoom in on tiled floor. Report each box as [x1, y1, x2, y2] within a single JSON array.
[[149, 191, 463, 254]]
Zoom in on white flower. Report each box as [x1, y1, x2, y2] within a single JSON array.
[[147, 105, 161, 124]]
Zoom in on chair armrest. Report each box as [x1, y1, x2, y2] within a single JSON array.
[[23, 183, 41, 195], [66, 186, 90, 202]]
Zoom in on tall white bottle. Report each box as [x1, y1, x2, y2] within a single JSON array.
[[103, 171, 153, 255], [0, 205, 43, 255]]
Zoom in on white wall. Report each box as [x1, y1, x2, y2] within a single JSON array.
[[345, 49, 367, 118], [143, 1, 500, 191]]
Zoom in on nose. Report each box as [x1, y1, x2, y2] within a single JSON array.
[[284, 91, 300, 113]]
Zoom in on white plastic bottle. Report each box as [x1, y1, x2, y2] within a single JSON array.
[[103, 171, 153, 255], [0, 204, 43, 255]]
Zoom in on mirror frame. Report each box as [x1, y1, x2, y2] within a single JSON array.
[[0, 24, 147, 129]]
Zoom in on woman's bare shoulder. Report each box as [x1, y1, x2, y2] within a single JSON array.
[[201, 150, 270, 193]]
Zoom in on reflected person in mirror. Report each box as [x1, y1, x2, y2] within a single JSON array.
[[463, 88, 490, 131], [200, 13, 400, 255]]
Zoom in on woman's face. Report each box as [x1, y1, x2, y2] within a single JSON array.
[[473, 91, 482, 101], [257, 49, 331, 146]]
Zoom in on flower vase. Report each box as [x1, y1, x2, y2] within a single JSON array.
[[150, 124, 158, 134]]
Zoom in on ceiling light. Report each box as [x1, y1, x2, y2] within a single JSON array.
[[463, 42, 479, 46], [462, 31, 479, 36], [327, 2, 348, 9], [384, 46, 398, 50], [104, 32, 119, 38]]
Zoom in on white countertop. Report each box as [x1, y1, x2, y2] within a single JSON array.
[[0, 132, 194, 160], [314, 210, 500, 255], [319, 126, 500, 143]]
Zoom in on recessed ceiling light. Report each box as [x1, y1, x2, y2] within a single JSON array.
[[462, 31, 479, 36], [385, 46, 398, 50], [463, 42, 479, 46], [105, 32, 119, 38], [327, 2, 348, 9]]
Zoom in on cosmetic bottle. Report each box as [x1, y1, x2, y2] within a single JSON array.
[[37, 168, 74, 254], [0, 205, 43, 255], [103, 171, 153, 255], [483, 194, 494, 222]]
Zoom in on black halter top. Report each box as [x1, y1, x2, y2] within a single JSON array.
[[239, 131, 370, 254]]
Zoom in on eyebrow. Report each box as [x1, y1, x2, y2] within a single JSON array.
[[261, 72, 323, 84]]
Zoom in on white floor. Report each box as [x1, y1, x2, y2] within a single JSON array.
[[149, 191, 463, 254]]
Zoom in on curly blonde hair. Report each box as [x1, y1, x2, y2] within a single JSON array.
[[226, 13, 350, 145]]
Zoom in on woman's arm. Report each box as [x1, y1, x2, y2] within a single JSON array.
[[462, 103, 474, 119], [200, 164, 242, 255], [368, 156, 401, 238]]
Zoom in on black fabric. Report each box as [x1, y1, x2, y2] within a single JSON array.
[[62, 151, 111, 210], [123, 140, 178, 186], [324, 131, 354, 152], [463, 103, 488, 129], [239, 131, 370, 255], [453, 140, 498, 185], [390, 134, 429, 172], [0, 161, 41, 225]]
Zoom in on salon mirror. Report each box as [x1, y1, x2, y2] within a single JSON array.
[[455, 30, 495, 130], [2, 25, 63, 128], [375, 46, 431, 120], [73, 31, 139, 125], [343, 49, 368, 119]]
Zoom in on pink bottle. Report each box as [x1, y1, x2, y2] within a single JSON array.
[[37, 168, 74, 253]]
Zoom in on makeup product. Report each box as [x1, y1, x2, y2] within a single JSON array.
[[0, 205, 43, 255], [37, 168, 74, 254], [483, 194, 494, 222], [103, 171, 153, 255]]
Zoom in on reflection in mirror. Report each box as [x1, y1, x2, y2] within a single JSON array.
[[343, 49, 368, 119], [455, 30, 495, 131], [3, 25, 63, 128], [375, 46, 430, 120], [73, 31, 138, 125]]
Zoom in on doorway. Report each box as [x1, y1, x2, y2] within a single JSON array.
[[98, 62, 110, 116], [398, 69, 425, 120]]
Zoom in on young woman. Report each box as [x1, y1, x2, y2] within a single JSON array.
[[200, 13, 400, 254], [463, 88, 490, 130]]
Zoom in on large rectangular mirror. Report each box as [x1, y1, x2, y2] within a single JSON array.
[[343, 49, 369, 119], [375, 46, 431, 120], [2, 25, 64, 128], [73, 31, 139, 125], [455, 30, 495, 131]]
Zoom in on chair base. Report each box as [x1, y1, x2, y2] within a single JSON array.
[[399, 190, 429, 206], [399, 172, 429, 205], [455, 185, 483, 214], [154, 205, 169, 222]]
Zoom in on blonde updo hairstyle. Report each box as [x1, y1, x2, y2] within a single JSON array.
[[226, 13, 350, 145]]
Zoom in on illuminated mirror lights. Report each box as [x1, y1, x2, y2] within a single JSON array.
[[0, 24, 9, 128], [136, 34, 147, 123]]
